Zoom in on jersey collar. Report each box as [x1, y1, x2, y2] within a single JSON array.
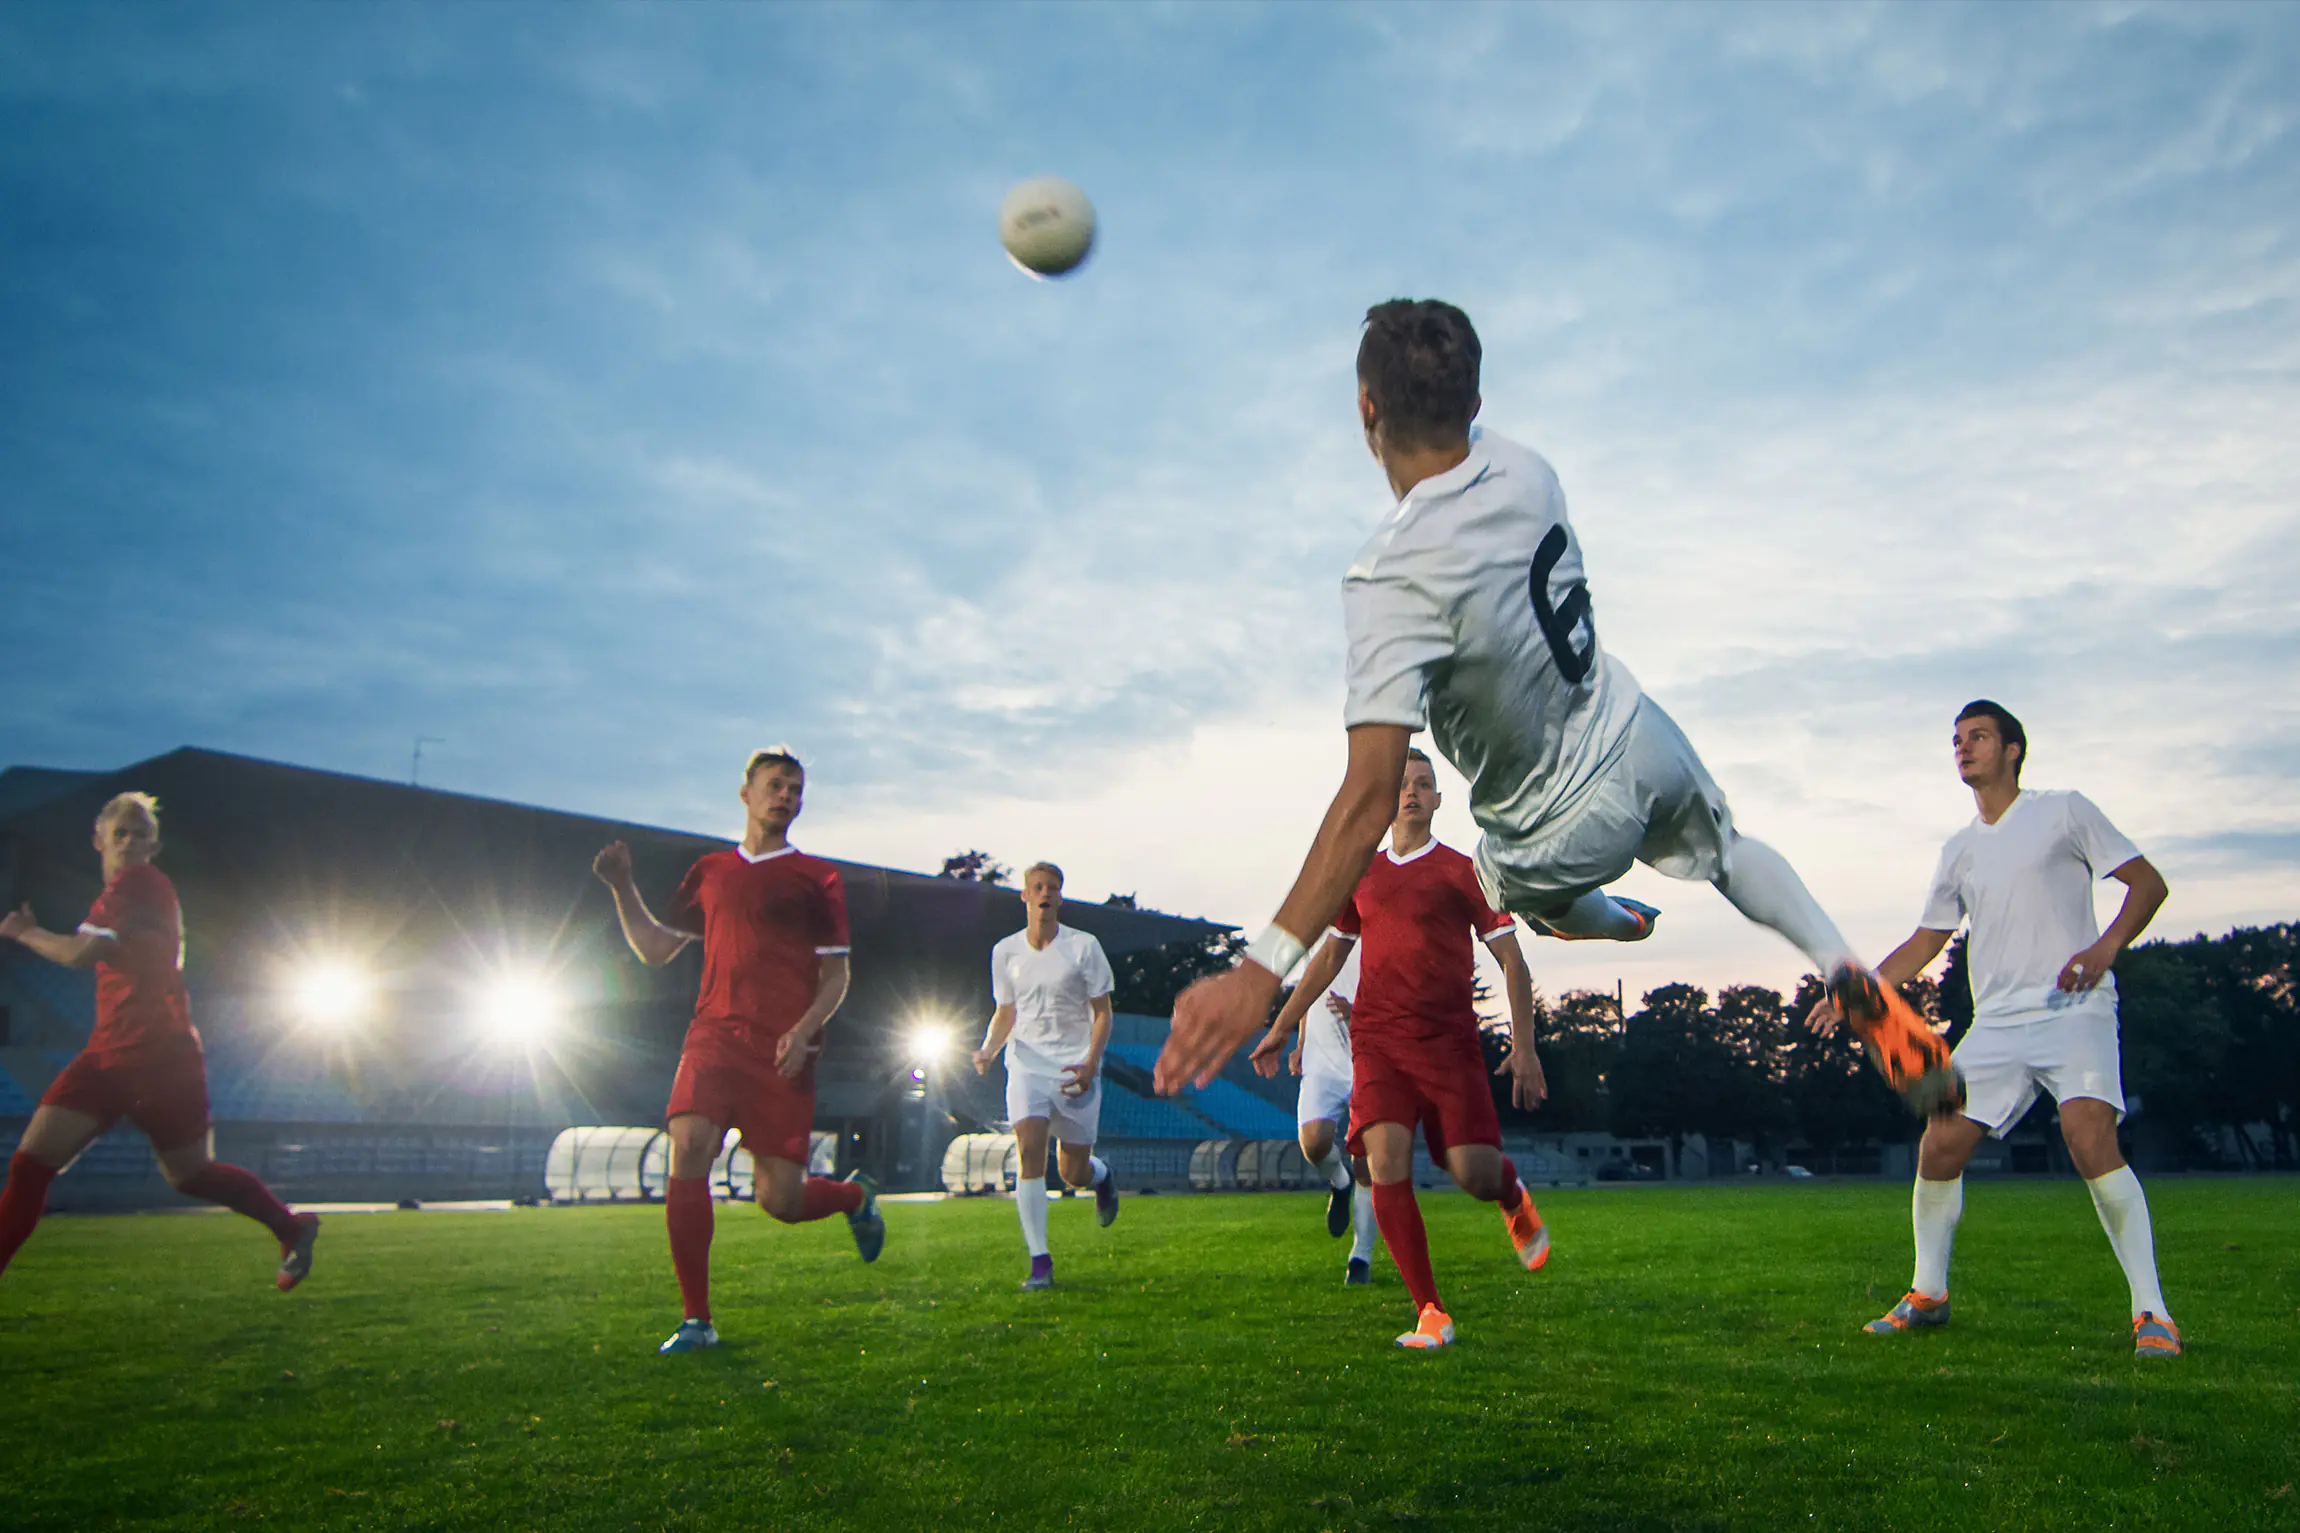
[[736, 845, 798, 865], [1382, 838, 1441, 865]]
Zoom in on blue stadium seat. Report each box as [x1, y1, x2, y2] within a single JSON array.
[[0, 1069, 35, 1116]]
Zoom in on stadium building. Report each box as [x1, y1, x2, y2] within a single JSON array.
[[0, 747, 1306, 1210]]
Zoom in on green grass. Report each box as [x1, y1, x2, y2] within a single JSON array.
[[3, 1179, 2296, 1531]]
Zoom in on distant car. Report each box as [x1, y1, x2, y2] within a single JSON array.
[[1785, 1165, 1815, 1179]]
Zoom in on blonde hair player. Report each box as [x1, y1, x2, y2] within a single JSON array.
[[1808, 702, 2179, 1358], [973, 861, 1118, 1290], [0, 794, 321, 1290]]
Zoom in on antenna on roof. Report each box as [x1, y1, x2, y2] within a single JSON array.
[[411, 736, 445, 787]]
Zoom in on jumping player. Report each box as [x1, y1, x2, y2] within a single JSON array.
[[1808, 702, 2179, 1357], [1249, 750, 1548, 1347], [0, 792, 320, 1289], [972, 862, 1119, 1290], [1267, 971, 1379, 1283], [1158, 299, 1954, 1123], [593, 747, 884, 1355]]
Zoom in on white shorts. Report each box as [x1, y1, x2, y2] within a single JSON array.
[[1954, 1010, 2125, 1138], [1473, 696, 1736, 916], [1006, 1066, 1102, 1145], [1297, 1071, 1353, 1129]]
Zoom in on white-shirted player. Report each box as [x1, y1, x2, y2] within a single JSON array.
[[1281, 956, 1380, 1282], [1809, 701, 2179, 1358], [973, 861, 1119, 1290], [1158, 297, 1954, 1119]]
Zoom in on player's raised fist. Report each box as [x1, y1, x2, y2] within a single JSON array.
[[1157, 964, 1277, 1094], [0, 903, 36, 942], [592, 840, 634, 888]]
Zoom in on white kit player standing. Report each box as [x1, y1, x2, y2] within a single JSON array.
[[1273, 929, 1381, 1282], [1159, 298, 1954, 1116], [973, 861, 1120, 1290], [1811, 702, 2180, 1357]]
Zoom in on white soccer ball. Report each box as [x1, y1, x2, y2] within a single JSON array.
[[998, 176, 1097, 278]]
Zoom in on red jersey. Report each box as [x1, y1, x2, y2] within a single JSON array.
[[666, 846, 849, 1049], [1333, 839, 1513, 1042], [81, 863, 198, 1060]]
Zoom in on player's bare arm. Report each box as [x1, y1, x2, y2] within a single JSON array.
[[0, 905, 120, 969], [2061, 856, 2167, 993], [1251, 934, 1355, 1078], [593, 840, 693, 968], [973, 1002, 1019, 1074], [1158, 724, 1409, 1093], [1487, 931, 1548, 1110], [1806, 927, 1951, 1035], [1063, 994, 1114, 1098], [773, 954, 850, 1079]]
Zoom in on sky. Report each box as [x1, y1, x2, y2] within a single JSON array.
[[4, 1, 2296, 1003]]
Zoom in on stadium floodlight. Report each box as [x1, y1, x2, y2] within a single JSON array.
[[289, 960, 371, 1031], [906, 1020, 953, 1068], [476, 968, 563, 1049]]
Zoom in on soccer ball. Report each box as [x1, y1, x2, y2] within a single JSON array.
[[998, 177, 1096, 278]]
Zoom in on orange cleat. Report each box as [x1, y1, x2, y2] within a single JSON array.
[[1864, 1290, 1950, 1334], [1829, 965, 1964, 1117], [1502, 1184, 1550, 1271], [1395, 1303, 1456, 1350], [2133, 1313, 2182, 1359]]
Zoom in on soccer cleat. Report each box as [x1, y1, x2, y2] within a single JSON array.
[[1829, 964, 1964, 1117], [1326, 1179, 1353, 1239], [2133, 1313, 2182, 1359], [1345, 1257, 1372, 1286], [844, 1170, 885, 1263], [1864, 1291, 1950, 1334], [276, 1213, 321, 1292], [658, 1318, 719, 1354], [1535, 896, 1660, 943], [1395, 1303, 1456, 1349], [1095, 1172, 1120, 1229], [1022, 1253, 1054, 1291], [1502, 1185, 1550, 1271]]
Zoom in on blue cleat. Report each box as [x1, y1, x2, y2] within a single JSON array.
[[1536, 896, 1660, 942], [1095, 1171, 1120, 1228], [276, 1212, 321, 1292], [1345, 1257, 1372, 1286], [659, 1318, 719, 1354], [2133, 1313, 2182, 1359], [1864, 1291, 1949, 1334], [844, 1170, 885, 1263], [1023, 1253, 1054, 1291]]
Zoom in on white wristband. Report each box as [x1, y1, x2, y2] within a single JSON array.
[[1243, 923, 1308, 980]]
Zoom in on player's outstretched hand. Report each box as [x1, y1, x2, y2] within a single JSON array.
[[971, 1046, 996, 1076], [2058, 940, 2118, 993], [1157, 964, 1279, 1094], [1497, 1044, 1549, 1111], [1061, 1060, 1097, 1098], [0, 903, 36, 943], [773, 1027, 815, 1080], [592, 840, 634, 888], [1801, 996, 1842, 1037], [1287, 1043, 1304, 1077], [1248, 1027, 1289, 1079]]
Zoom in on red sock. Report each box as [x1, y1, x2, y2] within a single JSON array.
[[179, 1162, 297, 1241], [1371, 1180, 1441, 1314], [797, 1177, 863, 1222], [0, 1152, 59, 1276], [666, 1176, 714, 1323], [1496, 1157, 1525, 1213]]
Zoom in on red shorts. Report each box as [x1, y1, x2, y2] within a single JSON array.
[[1345, 1026, 1501, 1163], [41, 1042, 212, 1153], [665, 1037, 817, 1167]]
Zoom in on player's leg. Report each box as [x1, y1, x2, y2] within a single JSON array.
[[1011, 1114, 1055, 1287], [1527, 888, 1660, 942], [1432, 1059, 1549, 1271], [660, 1110, 725, 1351], [745, 1060, 879, 1258], [155, 1132, 318, 1288], [2058, 1091, 2175, 1355], [1297, 1075, 1355, 1240], [1360, 1119, 1449, 1346], [1348, 1152, 1378, 1279], [0, 1105, 106, 1277], [1866, 1111, 1986, 1334], [1052, 1077, 1116, 1228]]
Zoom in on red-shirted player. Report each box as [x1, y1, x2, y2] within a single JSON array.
[[0, 793, 320, 1289], [593, 747, 884, 1355], [1250, 751, 1549, 1348]]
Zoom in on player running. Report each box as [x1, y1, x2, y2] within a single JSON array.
[[0, 793, 320, 1290], [1808, 702, 2179, 1358], [593, 747, 884, 1356], [1248, 750, 1548, 1347], [1158, 298, 1954, 1122], [1267, 970, 1379, 1284], [972, 862, 1119, 1290]]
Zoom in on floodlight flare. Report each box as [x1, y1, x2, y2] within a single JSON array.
[[477, 969, 563, 1048], [907, 1021, 953, 1066], [291, 961, 371, 1030]]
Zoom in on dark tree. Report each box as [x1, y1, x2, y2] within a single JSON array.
[[1110, 928, 1247, 1017], [1517, 987, 1623, 1133], [938, 850, 1011, 885]]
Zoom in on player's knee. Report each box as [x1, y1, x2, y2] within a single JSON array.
[[159, 1158, 207, 1191], [759, 1187, 805, 1222]]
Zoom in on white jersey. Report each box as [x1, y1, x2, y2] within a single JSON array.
[[990, 924, 1114, 1076], [1342, 427, 1647, 851], [1299, 942, 1359, 1079], [1919, 789, 2143, 1025]]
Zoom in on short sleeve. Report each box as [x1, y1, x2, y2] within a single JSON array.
[[1459, 860, 1515, 940], [814, 868, 851, 956], [2064, 793, 2142, 879], [1332, 890, 1364, 938], [665, 859, 709, 940], [90, 865, 173, 942], [1917, 844, 1965, 932], [1079, 934, 1114, 1000], [1341, 563, 1453, 731], [990, 940, 1017, 1006]]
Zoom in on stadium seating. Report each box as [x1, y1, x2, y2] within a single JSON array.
[[1103, 1042, 1297, 1140]]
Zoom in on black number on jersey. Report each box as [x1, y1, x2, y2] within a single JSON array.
[[1528, 524, 1596, 685]]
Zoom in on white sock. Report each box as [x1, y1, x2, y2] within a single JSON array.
[[1712, 834, 1857, 974], [1911, 1175, 1962, 1299], [2086, 1166, 2168, 1318], [1307, 1148, 1351, 1191], [1351, 1181, 1377, 1262], [1016, 1175, 1050, 1257], [1087, 1155, 1109, 1188], [1537, 889, 1649, 940]]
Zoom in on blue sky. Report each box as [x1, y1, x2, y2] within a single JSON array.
[[4, 2, 2296, 997]]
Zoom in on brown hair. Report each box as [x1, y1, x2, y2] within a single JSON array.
[[1021, 861, 1064, 889], [743, 745, 805, 783], [1358, 300, 1482, 450]]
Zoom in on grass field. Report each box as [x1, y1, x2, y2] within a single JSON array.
[[3, 1178, 2295, 1531]]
